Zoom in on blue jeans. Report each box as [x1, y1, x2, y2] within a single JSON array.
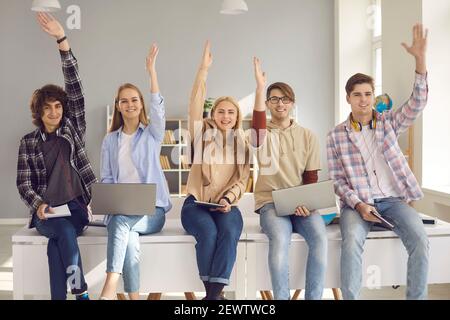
[[106, 207, 165, 293], [340, 197, 429, 300], [33, 198, 89, 300], [259, 203, 328, 300], [181, 195, 243, 285]]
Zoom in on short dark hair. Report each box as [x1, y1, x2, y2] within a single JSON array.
[[345, 73, 375, 95], [266, 82, 295, 103], [29, 84, 68, 128]]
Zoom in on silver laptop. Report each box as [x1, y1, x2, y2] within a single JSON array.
[[91, 183, 157, 215], [272, 180, 337, 216]]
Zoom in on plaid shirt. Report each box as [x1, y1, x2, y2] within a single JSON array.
[[327, 73, 428, 209], [16, 50, 97, 227]]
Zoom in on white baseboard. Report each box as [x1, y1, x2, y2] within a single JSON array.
[[0, 218, 28, 225]]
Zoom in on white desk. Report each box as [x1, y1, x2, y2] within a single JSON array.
[[244, 216, 450, 299]]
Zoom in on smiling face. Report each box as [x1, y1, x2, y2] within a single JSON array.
[[212, 100, 238, 131], [41, 99, 63, 133], [116, 88, 144, 121], [266, 88, 294, 122], [347, 83, 375, 120]]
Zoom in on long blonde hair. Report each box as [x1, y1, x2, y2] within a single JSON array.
[[210, 96, 243, 129], [109, 83, 149, 132]]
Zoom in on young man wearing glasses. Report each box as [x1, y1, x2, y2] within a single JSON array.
[[250, 58, 327, 300], [326, 24, 429, 299]]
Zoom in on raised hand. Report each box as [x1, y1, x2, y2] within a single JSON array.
[[146, 43, 159, 75], [401, 23, 428, 60], [401, 23, 428, 74], [253, 57, 267, 91], [252, 56, 266, 113], [36, 12, 65, 40], [200, 40, 213, 70]]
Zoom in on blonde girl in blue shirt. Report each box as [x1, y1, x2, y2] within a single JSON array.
[[99, 44, 172, 299]]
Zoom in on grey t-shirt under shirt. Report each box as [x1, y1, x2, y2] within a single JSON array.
[[41, 132, 84, 206]]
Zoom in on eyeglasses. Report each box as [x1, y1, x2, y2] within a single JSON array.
[[267, 96, 292, 105]]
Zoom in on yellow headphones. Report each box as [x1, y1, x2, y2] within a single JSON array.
[[350, 110, 377, 132]]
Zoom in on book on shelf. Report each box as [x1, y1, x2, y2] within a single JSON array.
[[159, 155, 172, 170], [165, 156, 172, 169], [245, 176, 253, 193], [163, 130, 177, 144], [180, 154, 191, 170]]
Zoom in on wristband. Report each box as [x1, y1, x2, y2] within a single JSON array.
[[57, 36, 67, 44]]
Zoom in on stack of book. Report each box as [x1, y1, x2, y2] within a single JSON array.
[[163, 130, 177, 144], [180, 154, 191, 169], [160, 155, 172, 170]]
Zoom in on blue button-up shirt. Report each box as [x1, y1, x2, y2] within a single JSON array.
[[100, 93, 172, 214]]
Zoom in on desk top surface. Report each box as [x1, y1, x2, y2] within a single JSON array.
[[12, 214, 450, 244]]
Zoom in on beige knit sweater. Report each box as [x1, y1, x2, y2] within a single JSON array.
[[186, 68, 250, 204]]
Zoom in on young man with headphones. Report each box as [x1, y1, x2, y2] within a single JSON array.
[[326, 24, 429, 300], [16, 13, 96, 300]]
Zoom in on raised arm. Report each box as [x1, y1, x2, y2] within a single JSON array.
[[251, 57, 267, 147], [401, 23, 427, 75], [189, 41, 213, 141], [37, 13, 86, 136], [146, 43, 160, 94], [146, 43, 165, 142], [36, 12, 69, 51], [392, 23, 429, 135]]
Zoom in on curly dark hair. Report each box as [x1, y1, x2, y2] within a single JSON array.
[[29, 84, 68, 128]]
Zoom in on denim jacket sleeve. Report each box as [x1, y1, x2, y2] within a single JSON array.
[[100, 135, 114, 183], [147, 93, 166, 143]]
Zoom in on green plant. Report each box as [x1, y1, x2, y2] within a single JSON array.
[[203, 97, 215, 117]]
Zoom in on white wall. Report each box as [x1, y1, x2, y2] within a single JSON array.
[[382, 0, 422, 177], [335, 0, 372, 124], [0, 0, 335, 219], [382, 0, 450, 222], [415, 0, 450, 222], [421, 0, 450, 189]]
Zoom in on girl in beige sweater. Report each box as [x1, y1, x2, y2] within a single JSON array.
[[181, 41, 250, 300]]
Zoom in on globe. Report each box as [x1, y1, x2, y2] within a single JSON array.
[[375, 93, 393, 113]]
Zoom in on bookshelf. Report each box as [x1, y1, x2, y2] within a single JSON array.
[[106, 105, 256, 197]]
